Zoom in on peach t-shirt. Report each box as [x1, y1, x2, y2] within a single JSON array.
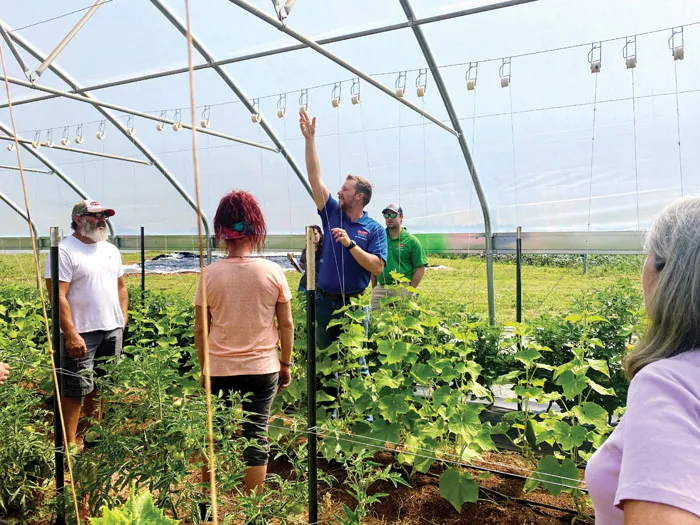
[[194, 257, 292, 377]]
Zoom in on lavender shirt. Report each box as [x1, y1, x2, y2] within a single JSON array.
[[585, 350, 700, 524]]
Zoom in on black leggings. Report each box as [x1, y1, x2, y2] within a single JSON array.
[[210, 372, 279, 466]]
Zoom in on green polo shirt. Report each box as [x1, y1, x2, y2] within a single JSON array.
[[378, 227, 428, 285]]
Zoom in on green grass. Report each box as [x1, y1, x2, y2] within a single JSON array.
[[0, 252, 643, 324]]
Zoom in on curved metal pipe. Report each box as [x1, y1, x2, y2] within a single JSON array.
[[148, 0, 313, 198], [0, 120, 115, 238], [398, 0, 496, 324], [4, 22, 213, 262], [0, 189, 39, 240]]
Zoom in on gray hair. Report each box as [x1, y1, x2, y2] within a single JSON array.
[[624, 195, 700, 379]]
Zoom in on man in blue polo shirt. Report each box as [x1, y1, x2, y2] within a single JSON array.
[[299, 110, 387, 351]]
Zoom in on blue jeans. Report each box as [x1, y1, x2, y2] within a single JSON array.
[[315, 293, 369, 416], [315, 292, 369, 354]]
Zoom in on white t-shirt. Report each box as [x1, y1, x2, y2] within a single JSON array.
[[44, 235, 125, 333]]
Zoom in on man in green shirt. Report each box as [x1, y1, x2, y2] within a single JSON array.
[[371, 203, 428, 310]]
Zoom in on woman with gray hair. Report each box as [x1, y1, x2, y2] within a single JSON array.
[[585, 196, 700, 524]]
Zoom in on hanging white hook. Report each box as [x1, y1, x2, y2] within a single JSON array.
[[331, 82, 342, 108], [416, 68, 428, 97], [75, 124, 84, 144], [156, 110, 167, 131], [277, 94, 287, 118], [61, 126, 70, 146], [466, 62, 478, 91], [395, 71, 407, 98], [350, 78, 361, 105], [200, 105, 211, 128], [588, 42, 602, 73], [172, 109, 182, 131]]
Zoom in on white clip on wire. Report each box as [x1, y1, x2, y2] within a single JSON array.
[[251, 99, 261, 123], [623, 36, 637, 69], [200, 106, 211, 128], [45, 129, 54, 148], [395, 71, 407, 98], [31, 130, 41, 148], [126, 115, 136, 137], [172, 109, 182, 131], [499, 58, 511, 88], [61, 126, 70, 146], [95, 121, 106, 140], [75, 124, 84, 144], [6, 142, 15, 151], [331, 82, 342, 108], [669, 27, 684, 61], [277, 94, 287, 118], [156, 110, 167, 132], [298, 89, 308, 113], [466, 62, 478, 91], [416, 68, 428, 97], [350, 78, 360, 105], [589, 42, 602, 73]]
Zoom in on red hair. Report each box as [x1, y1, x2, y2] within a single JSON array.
[[214, 190, 267, 251]]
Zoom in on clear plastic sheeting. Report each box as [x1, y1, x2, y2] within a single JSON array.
[[0, 0, 698, 241]]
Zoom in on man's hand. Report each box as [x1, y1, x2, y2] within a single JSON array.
[[278, 366, 291, 392], [0, 362, 9, 384], [299, 110, 316, 140], [331, 228, 352, 248], [64, 332, 88, 359]]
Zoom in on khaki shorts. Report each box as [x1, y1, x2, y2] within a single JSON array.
[[370, 284, 413, 311]]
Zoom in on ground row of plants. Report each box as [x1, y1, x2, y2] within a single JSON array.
[[0, 277, 644, 523]]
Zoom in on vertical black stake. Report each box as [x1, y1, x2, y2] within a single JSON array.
[[305, 226, 318, 525], [516, 226, 522, 324], [51, 227, 65, 525], [140, 226, 145, 310]]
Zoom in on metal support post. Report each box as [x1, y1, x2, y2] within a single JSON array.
[[140, 226, 146, 309], [305, 226, 318, 525], [516, 226, 522, 323], [50, 226, 65, 525], [398, 0, 496, 324]]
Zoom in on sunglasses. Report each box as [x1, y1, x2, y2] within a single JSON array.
[[82, 212, 109, 220], [383, 212, 398, 219]]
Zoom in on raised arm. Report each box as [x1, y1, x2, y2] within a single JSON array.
[[299, 111, 330, 210]]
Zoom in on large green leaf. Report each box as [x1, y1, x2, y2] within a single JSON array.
[[514, 348, 542, 367], [439, 469, 479, 512], [369, 417, 402, 446], [377, 340, 415, 365], [550, 421, 589, 451], [586, 378, 615, 396], [571, 402, 609, 432], [448, 404, 483, 441], [525, 456, 579, 497], [587, 358, 611, 377], [410, 363, 435, 385], [373, 369, 403, 390], [377, 390, 410, 423], [555, 370, 587, 399]]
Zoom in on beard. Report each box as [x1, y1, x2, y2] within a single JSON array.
[[80, 221, 109, 242]]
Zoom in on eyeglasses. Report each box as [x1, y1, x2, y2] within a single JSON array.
[[383, 212, 398, 219], [82, 212, 109, 220]]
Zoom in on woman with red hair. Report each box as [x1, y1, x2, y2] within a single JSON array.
[[194, 190, 294, 499]]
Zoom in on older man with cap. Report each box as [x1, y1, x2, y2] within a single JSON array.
[[44, 199, 128, 448], [371, 203, 428, 311]]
